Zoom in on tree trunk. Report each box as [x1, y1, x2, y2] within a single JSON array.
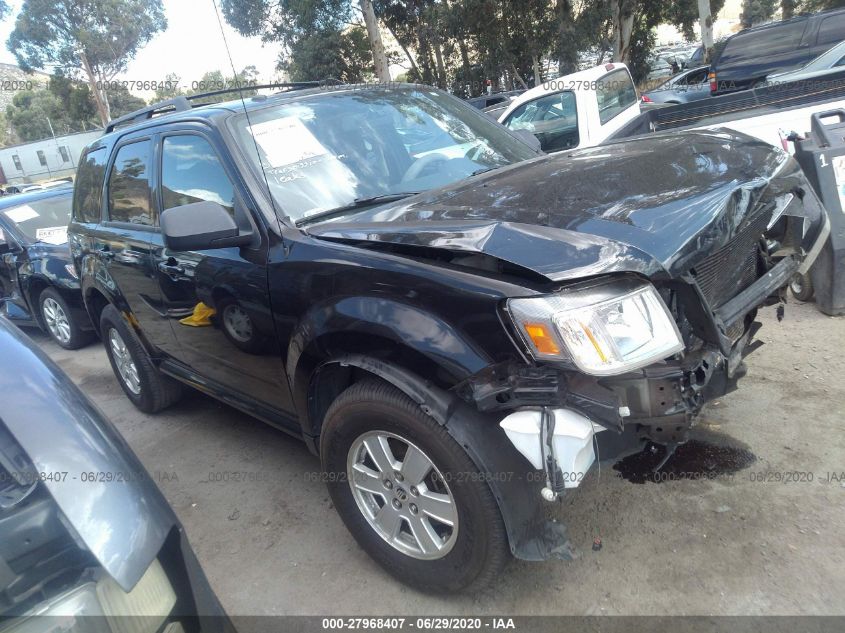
[[611, 0, 635, 63], [511, 64, 528, 90], [698, 0, 714, 64], [80, 51, 110, 126], [432, 36, 447, 88], [781, 0, 796, 20], [386, 24, 419, 78], [555, 0, 577, 76], [360, 0, 391, 82], [531, 54, 542, 85]]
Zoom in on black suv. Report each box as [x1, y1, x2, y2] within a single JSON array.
[[69, 83, 829, 592], [710, 8, 845, 94]]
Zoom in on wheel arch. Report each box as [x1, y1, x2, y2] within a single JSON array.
[[298, 337, 465, 441], [25, 276, 51, 330], [308, 354, 568, 563]]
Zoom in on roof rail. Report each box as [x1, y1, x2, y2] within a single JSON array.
[[104, 81, 336, 134]]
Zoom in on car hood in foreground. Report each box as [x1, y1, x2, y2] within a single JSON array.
[[0, 318, 176, 592], [308, 129, 802, 282]]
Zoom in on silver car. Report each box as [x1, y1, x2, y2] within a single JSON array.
[[642, 65, 711, 105], [765, 40, 845, 85]]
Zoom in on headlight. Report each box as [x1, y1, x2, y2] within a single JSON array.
[[65, 264, 79, 279], [507, 278, 683, 375]]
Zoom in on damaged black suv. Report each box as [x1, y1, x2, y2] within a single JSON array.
[[68, 84, 829, 592]]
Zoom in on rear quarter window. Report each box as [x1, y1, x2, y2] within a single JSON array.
[[596, 69, 637, 125], [817, 14, 845, 47], [72, 147, 108, 223]]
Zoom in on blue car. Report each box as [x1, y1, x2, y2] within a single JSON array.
[[0, 188, 94, 348]]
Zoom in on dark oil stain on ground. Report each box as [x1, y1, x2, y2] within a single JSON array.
[[613, 439, 757, 484]]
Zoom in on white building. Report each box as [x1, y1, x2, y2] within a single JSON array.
[[0, 130, 103, 186]]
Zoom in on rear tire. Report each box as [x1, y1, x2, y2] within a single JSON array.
[[39, 287, 94, 350], [320, 379, 509, 593], [100, 304, 182, 413]]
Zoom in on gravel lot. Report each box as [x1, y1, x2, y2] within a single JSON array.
[[32, 300, 845, 616]]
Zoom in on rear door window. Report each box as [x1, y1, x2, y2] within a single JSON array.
[[161, 135, 235, 217], [817, 14, 845, 47], [503, 91, 579, 152], [107, 140, 154, 226], [596, 69, 637, 124], [72, 147, 108, 223]]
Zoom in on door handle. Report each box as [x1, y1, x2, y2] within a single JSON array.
[[158, 261, 185, 277]]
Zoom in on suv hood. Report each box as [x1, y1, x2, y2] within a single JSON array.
[[308, 129, 799, 282]]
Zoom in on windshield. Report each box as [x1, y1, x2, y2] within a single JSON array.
[[2, 194, 72, 244], [229, 86, 538, 222]]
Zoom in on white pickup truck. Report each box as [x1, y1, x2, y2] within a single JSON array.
[[498, 62, 845, 153]]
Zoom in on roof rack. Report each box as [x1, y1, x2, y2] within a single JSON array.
[[105, 81, 333, 134]]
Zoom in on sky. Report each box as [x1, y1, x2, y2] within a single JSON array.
[[0, 0, 283, 94]]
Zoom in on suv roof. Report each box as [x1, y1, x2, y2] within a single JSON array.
[[727, 6, 844, 37], [103, 81, 342, 135]]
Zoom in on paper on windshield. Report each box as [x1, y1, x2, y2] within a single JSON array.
[[4, 205, 38, 223], [833, 156, 845, 214], [249, 116, 329, 168], [35, 226, 68, 245]]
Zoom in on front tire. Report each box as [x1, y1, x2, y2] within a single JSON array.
[[789, 272, 814, 302], [100, 304, 182, 413], [321, 379, 509, 593], [39, 287, 93, 350]]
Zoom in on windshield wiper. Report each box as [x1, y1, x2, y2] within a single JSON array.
[[296, 192, 420, 226]]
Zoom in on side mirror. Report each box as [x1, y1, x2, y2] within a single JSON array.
[[161, 201, 251, 252], [512, 128, 543, 153]]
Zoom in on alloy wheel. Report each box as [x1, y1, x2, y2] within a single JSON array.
[[347, 431, 458, 560], [109, 328, 141, 395], [42, 297, 71, 345]]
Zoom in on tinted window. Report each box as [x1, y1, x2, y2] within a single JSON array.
[[817, 15, 845, 46], [12, 155, 21, 171], [720, 21, 807, 65], [107, 140, 153, 226], [2, 194, 72, 243], [59, 146, 70, 163], [36, 151, 47, 167], [504, 91, 579, 152], [596, 69, 637, 124], [161, 136, 235, 216], [73, 147, 108, 223]]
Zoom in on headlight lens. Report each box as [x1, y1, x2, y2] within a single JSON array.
[[65, 264, 78, 279], [508, 279, 683, 375]]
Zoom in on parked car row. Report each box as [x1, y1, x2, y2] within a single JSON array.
[[0, 62, 835, 606]]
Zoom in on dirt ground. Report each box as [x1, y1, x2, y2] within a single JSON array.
[[33, 299, 845, 616]]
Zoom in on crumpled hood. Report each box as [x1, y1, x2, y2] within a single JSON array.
[[308, 129, 800, 282]]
